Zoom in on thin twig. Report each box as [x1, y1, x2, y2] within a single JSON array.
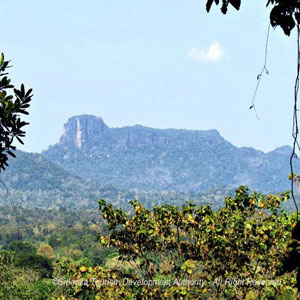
[[0, 177, 21, 231], [0, 177, 14, 206]]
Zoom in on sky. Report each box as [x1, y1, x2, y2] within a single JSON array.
[[1, 0, 298, 153]]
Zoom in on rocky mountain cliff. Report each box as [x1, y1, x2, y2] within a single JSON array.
[[43, 115, 295, 192]]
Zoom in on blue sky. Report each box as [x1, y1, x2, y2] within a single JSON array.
[[2, 0, 297, 153]]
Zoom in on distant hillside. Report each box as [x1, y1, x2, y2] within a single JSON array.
[[0, 150, 233, 210], [0, 151, 120, 209], [43, 115, 295, 193]]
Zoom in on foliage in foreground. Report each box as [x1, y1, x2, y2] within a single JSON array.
[[55, 186, 299, 300], [207, 0, 300, 37], [0, 53, 33, 170]]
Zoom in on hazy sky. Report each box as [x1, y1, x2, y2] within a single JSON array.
[[2, 0, 297, 153]]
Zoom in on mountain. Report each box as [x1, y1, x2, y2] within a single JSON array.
[[43, 115, 295, 193], [0, 150, 236, 210], [0, 150, 121, 209]]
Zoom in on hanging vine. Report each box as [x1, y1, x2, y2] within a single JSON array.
[[206, 0, 300, 214], [249, 23, 271, 120], [290, 24, 300, 217]]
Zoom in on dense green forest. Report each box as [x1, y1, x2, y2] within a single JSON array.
[[0, 187, 299, 299], [0, 207, 113, 299]]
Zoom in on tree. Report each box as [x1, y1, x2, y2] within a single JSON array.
[[0, 250, 55, 299], [4, 240, 36, 254], [0, 53, 33, 170], [37, 243, 56, 260], [16, 253, 54, 278], [56, 187, 297, 299], [206, 0, 299, 36]]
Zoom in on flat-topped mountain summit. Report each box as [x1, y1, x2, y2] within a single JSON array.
[[58, 115, 222, 151], [43, 115, 294, 192]]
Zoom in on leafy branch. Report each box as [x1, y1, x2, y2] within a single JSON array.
[[0, 53, 33, 171]]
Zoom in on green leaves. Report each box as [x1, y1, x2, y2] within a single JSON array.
[[92, 187, 296, 299], [0, 53, 33, 170]]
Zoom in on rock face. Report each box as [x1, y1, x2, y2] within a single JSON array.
[[60, 115, 109, 148], [43, 115, 296, 192]]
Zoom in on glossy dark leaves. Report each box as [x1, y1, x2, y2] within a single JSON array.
[[206, 0, 219, 12], [229, 0, 241, 10], [206, 0, 300, 36], [270, 5, 295, 36], [0, 53, 33, 170], [206, 0, 214, 12], [206, 0, 240, 13]]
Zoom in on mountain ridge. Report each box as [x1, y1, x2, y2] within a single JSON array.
[[42, 114, 295, 192]]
